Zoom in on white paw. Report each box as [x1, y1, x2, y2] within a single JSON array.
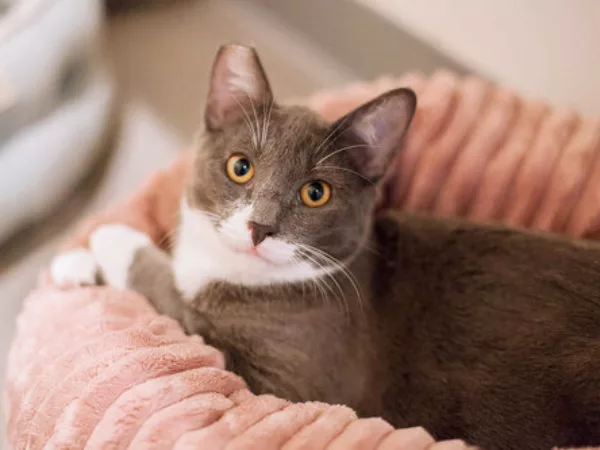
[[89, 224, 152, 289], [50, 248, 98, 286]]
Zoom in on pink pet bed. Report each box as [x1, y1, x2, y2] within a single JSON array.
[[5, 72, 600, 449]]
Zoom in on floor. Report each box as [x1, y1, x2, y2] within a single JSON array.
[[0, 0, 352, 439]]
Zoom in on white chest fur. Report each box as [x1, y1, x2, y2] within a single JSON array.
[[172, 200, 326, 301]]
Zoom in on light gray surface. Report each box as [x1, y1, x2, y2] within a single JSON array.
[[245, 0, 469, 80], [0, 102, 183, 441], [106, 0, 355, 138], [0, 0, 117, 247]]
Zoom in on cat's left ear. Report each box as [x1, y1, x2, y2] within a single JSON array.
[[334, 88, 417, 183], [205, 44, 274, 132]]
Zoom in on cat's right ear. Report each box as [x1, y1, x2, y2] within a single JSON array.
[[205, 44, 274, 132], [332, 87, 417, 183]]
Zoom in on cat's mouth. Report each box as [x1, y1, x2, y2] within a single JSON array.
[[247, 246, 263, 258], [218, 232, 295, 267], [233, 243, 293, 267], [213, 210, 298, 267], [234, 245, 270, 261]]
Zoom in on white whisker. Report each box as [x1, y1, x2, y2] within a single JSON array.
[[313, 113, 352, 157], [299, 255, 328, 305], [231, 94, 259, 148], [297, 245, 353, 317], [245, 91, 262, 148], [296, 248, 346, 316], [262, 97, 274, 148], [297, 243, 364, 315], [315, 165, 375, 186], [315, 144, 371, 165]]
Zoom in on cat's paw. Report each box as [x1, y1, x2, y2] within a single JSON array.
[[89, 224, 153, 289], [50, 248, 98, 286]]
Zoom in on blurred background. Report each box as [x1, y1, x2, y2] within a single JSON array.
[[0, 0, 598, 438]]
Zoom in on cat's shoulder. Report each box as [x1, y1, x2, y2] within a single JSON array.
[[373, 209, 600, 259], [372, 210, 511, 247]]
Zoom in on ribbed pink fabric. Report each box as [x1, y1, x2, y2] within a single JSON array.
[[5, 287, 465, 449], [5, 72, 600, 449], [302, 72, 600, 237]]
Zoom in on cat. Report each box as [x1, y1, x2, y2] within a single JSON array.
[[51, 44, 600, 450]]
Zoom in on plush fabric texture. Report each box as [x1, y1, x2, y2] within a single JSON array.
[[5, 71, 600, 449], [296, 72, 600, 238]]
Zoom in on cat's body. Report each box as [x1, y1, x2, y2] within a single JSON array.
[[125, 209, 600, 450], [368, 213, 600, 449], [50, 44, 600, 450]]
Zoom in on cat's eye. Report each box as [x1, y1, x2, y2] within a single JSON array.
[[300, 181, 331, 207], [226, 154, 254, 184]]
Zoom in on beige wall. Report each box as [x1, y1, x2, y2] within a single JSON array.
[[356, 0, 600, 115]]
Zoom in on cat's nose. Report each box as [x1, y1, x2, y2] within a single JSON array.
[[248, 221, 278, 246]]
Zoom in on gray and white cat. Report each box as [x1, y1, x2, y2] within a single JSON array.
[[51, 44, 600, 450]]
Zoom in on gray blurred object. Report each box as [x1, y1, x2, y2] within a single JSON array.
[[0, 0, 116, 244], [105, 0, 190, 14]]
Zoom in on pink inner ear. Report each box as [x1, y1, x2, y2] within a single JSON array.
[[355, 102, 394, 148], [205, 45, 273, 131], [223, 50, 264, 99], [347, 90, 416, 180]]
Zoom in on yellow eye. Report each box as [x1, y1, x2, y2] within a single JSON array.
[[226, 154, 254, 184], [300, 181, 331, 207]]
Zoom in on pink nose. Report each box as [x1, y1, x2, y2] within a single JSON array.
[[247, 221, 277, 246]]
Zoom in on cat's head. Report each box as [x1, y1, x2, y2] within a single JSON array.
[[179, 44, 416, 287]]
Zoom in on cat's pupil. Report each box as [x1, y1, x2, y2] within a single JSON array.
[[234, 158, 251, 176], [307, 182, 324, 201]]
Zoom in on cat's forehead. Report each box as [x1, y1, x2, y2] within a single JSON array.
[[239, 105, 339, 163], [258, 106, 332, 161], [267, 106, 328, 143]]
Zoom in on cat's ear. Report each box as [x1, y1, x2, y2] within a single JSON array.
[[334, 88, 417, 182], [205, 44, 274, 132]]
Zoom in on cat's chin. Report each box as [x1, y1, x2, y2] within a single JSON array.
[[223, 239, 292, 268]]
